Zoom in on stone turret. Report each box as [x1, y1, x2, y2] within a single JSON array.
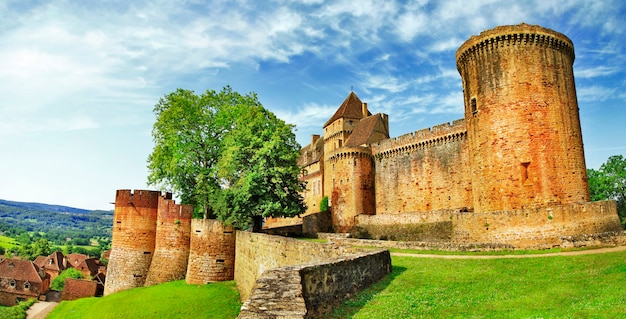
[[457, 23, 589, 212], [104, 190, 159, 295]]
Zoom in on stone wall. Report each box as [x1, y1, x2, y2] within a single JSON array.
[[452, 201, 623, 249], [371, 121, 472, 215], [235, 231, 366, 301], [238, 250, 391, 319], [104, 190, 160, 296], [61, 278, 98, 301], [457, 23, 588, 212], [145, 196, 193, 286], [186, 219, 236, 284]]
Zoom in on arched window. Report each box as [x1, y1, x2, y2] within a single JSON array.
[[9, 280, 16, 288], [24, 281, 30, 290]]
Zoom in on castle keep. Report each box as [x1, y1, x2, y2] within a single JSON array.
[[267, 24, 622, 248]]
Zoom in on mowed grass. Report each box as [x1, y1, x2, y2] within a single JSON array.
[[47, 280, 241, 319], [330, 250, 626, 318]]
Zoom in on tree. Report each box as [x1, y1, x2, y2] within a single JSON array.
[[587, 155, 626, 226], [50, 268, 84, 291], [147, 86, 306, 229]]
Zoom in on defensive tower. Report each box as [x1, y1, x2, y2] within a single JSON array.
[[144, 194, 193, 286], [104, 190, 159, 295], [186, 219, 236, 284], [456, 24, 589, 212]]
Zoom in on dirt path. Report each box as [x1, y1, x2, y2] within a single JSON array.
[[27, 301, 59, 319], [391, 245, 626, 259]]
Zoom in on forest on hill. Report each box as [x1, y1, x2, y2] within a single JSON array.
[[0, 199, 113, 258]]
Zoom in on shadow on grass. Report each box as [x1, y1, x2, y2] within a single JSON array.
[[326, 265, 408, 319]]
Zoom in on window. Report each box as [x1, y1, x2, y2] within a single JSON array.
[[9, 280, 15, 289], [24, 282, 30, 290], [338, 139, 343, 147], [471, 98, 477, 114], [521, 162, 531, 183]]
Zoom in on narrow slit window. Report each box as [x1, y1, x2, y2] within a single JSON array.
[[471, 98, 477, 114], [521, 162, 531, 183]]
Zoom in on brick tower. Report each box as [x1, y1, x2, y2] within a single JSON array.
[[104, 190, 160, 295], [144, 194, 193, 286], [186, 219, 236, 284], [456, 24, 589, 212]]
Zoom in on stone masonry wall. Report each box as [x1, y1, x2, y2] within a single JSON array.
[[372, 120, 472, 215], [104, 189, 159, 296], [234, 231, 364, 302], [238, 250, 391, 319], [145, 196, 193, 286], [457, 24, 589, 212], [186, 219, 236, 284], [452, 201, 622, 249]]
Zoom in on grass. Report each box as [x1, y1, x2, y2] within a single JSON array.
[[328, 250, 626, 318], [47, 280, 241, 319], [0, 235, 19, 250], [385, 245, 602, 256]]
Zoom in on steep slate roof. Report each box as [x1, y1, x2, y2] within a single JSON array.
[[345, 114, 386, 147], [0, 258, 44, 283], [323, 92, 371, 128]]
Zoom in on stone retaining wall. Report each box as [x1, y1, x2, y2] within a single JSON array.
[[238, 249, 391, 319], [235, 231, 391, 318]]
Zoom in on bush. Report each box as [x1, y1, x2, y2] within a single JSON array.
[[0, 299, 36, 319], [51, 268, 85, 291], [320, 196, 329, 213]]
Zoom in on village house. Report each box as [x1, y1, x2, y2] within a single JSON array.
[[0, 258, 50, 306]]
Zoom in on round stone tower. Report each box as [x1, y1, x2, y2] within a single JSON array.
[[144, 194, 193, 286], [186, 219, 236, 284], [456, 24, 589, 212], [104, 189, 160, 296]]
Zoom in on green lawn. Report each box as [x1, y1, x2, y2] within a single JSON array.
[[47, 280, 241, 319], [330, 250, 626, 318]]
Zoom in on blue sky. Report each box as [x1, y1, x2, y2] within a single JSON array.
[[1, 0, 624, 210]]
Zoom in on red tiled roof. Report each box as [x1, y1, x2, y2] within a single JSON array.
[[0, 258, 43, 283], [323, 92, 370, 128], [345, 114, 388, 147]]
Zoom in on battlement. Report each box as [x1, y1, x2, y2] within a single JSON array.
[[326, 146, 373, 162], [114, 189, 163, 209], [372, 119, 466, 158], [456, 23, 574, 69]]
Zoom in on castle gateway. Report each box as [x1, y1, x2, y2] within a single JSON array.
[[265, 24, 622, 248]]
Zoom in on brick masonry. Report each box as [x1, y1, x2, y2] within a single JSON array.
[[61, 278, 98, 301], [145, 195, 193, 286], [186, 219, 236, 284]]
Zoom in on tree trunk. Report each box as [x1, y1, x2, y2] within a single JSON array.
[[252, 215, 263, 233]]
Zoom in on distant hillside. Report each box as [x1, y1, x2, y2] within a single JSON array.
[[0, 199, 92, 214], [0, 199, 113, 245]]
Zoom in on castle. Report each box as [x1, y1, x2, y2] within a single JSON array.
[[104, 24, 624, 317], [266, 23, 622, 248]]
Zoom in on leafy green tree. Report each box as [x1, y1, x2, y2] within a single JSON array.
[[587, 155, 626, 226], [148, 86, 306, 229], [213, 102, 306, 231], [51, 268, 85, 291]]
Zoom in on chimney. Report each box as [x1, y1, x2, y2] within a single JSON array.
[[311, 134, 320, 145], [362, 102, 368, 117]]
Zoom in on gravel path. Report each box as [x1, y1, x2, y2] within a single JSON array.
[[391, 245, 626, 259], [26, 301, 59, 319]]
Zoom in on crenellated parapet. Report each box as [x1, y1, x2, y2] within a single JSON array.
[[456, 23, 574, 71], [372, 119, 466, 159], [326, 146, 373, 162]]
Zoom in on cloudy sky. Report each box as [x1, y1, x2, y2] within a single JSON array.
[[1, 0, 624, 210]]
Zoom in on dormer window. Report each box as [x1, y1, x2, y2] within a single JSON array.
[[49, 259, 54, 265], [24, 281, 30, 290], [9, 280, 15, 289]]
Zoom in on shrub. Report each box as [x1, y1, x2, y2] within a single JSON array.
[[51, 268, 85, 291], [320, 196, 329, 213]]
